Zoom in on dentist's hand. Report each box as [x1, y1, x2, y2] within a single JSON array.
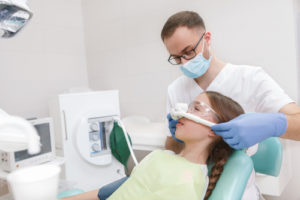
[[167, 113, 183, 143], [211, 113, 287, 149]]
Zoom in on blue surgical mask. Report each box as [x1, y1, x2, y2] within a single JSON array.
[[180, 51, 212, 79]]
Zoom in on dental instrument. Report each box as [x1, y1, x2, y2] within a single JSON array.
[[170, 103, 216, 127]]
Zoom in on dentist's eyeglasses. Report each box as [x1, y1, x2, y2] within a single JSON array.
[[188, 101, 220, 122], [168, 33, 205, 65]]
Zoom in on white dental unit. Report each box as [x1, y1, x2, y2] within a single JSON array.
[[49, 90, 126, 191]]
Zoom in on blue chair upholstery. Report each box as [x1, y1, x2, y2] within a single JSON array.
[[208, 138, 282, 200], [251, 137, 282, 176], [57, 189, 85, 199], [208, 150, 254, 200]]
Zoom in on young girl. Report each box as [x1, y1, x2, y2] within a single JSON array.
[[62, 91, 244, 200]]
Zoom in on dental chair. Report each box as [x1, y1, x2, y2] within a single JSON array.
[[208, 137, 282, 200], [207, 150, 253, 200], [58, 137, 282, 199], [251, 137, 282, 176]]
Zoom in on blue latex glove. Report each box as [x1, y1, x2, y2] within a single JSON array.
[[211, 113, 287, 149], [167, 113, 183, 143]]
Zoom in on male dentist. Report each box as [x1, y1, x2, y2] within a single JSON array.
[[164, 11, 300, 152], [163, 10, 300, 200]]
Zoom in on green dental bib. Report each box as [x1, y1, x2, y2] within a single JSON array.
[[108, 149, 208, 200]]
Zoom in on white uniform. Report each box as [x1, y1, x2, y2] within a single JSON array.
[[0, 108, 8, 119], [167, 63, 293, 200]]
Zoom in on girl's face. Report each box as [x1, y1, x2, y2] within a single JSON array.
[[175, 93, 219, 142]]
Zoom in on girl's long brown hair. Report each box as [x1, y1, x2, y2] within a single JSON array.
[[204, 91, 245, 200]]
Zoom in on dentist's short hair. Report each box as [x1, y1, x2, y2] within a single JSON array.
[[161, 11, 206, 41]]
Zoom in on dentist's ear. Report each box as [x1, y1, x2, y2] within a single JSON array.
[[204, 32, 212, 46], [203, 32, 211, 60]]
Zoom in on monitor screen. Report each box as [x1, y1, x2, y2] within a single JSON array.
[[14, 122, 52, 162]]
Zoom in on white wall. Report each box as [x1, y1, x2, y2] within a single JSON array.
[[0, 0, 88, 118], [82, 0, 300, 199], [82, 0, 298, 122], [82, 0, 174, 122]]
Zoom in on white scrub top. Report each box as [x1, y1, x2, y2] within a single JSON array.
[[0, 109, 8, 120], [166, 63, 294, 200]]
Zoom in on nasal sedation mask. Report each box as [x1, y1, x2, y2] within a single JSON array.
[[170, 103, 217, 127]]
